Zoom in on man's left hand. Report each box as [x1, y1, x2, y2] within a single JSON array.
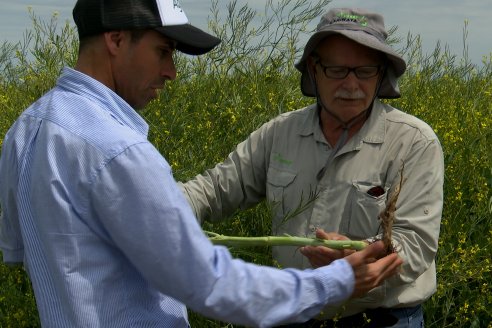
[[300, 229, 356, 268]]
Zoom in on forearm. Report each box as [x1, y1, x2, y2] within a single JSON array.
[[191, 251, 354, 327], [180, 137, 268, 222]]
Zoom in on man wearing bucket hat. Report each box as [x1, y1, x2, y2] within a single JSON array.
[[0, 1, 405, 327], [181, 7, 444, 327]]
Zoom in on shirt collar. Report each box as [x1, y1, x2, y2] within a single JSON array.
[[298, 100, 386, 146], [357, 99, 386, 144], [298, 104, 326, 142], [57, 67, 149, 137]]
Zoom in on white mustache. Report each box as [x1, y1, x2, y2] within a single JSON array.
[[334, 89, 366, 99]]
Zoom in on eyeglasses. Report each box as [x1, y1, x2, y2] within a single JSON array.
[[316, 61, 382, 79]]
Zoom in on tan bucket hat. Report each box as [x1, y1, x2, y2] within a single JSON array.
[[295, 8, 406, 99]]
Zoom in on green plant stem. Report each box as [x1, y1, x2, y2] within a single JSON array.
[[205, 231, 367, 250]]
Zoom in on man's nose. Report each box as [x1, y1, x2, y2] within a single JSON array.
[[341, 71, 360, 88], [161, 59, 177, 80]]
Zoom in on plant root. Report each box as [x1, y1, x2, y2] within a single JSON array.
[[377, 162, 406, 255]]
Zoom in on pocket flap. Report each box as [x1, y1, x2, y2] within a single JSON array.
[[267, 167, 296, 187]]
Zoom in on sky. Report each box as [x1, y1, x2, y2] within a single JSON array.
[[0, 0, 490, 66]]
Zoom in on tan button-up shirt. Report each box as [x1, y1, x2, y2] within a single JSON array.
[[180, 100, 444, 318]]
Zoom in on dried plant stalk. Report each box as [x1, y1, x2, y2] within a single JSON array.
[[379, 163, 406, 254]]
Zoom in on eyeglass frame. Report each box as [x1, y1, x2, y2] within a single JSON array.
[[314, 60, 384, 80]]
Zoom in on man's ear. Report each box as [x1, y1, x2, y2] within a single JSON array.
[[103, 31, 126, 56]]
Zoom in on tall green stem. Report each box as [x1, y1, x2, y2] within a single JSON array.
[[205, 231, 367, 250]]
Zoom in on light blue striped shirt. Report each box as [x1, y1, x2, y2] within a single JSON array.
[[0, 67, 354, 327]]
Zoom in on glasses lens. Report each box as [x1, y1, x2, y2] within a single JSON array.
[[355, 66, 380, 79], [323, 66, 349, 79], [318, 61, 381, 79]]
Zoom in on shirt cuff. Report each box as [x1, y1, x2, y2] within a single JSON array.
[[316, 259, 354, 304]]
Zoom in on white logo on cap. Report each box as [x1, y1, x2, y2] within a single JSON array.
[[156, 0, 189, 26]]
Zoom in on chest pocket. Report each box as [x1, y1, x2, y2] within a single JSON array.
[[348, 181, 387, 239], [266, 167, 297, 219]]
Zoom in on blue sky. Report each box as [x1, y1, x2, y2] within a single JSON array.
[[1, 0, 490, 66]]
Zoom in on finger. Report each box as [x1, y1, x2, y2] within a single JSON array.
[[302, 245, 343, 258], [363, 254, 403, 287], [310, 253, 335, 268], [377, 253, 403, 269], [374, 253, 403, 278], [345, 241, 387, 273], [358, 241, 386, 262], [350, 250, 404, 297], [315, 229, 349, 241], [301, 246, 343, 267]]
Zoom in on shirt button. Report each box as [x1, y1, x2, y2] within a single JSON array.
[[424, 208, 429, 215], [309, 225, 316, 232]]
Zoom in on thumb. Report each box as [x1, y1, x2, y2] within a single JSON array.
[[315, 229, 349, 241], [356, 241, 386, 263]]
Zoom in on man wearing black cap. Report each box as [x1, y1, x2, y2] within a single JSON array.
[[0, 1, 404, 327], [181, 7, 444, 327]]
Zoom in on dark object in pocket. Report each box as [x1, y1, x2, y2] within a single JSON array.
[[367, 186, 384, 197]]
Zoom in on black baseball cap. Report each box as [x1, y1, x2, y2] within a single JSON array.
[[73, 0, 221, 55]]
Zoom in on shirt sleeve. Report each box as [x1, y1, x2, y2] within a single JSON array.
[[179, 122, 271, 223], [386, 136, 444, 285], [0, 134, 24, 264], [0, 210, 24, 263], [90, 142, 354, 327]]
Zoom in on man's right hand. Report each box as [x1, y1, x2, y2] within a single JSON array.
[[300, 229, 354, 267], [344, 240, 403, 298]]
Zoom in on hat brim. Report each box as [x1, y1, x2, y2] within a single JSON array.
[[156, 24, 221, 55], [296, 30, 406, 99]]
